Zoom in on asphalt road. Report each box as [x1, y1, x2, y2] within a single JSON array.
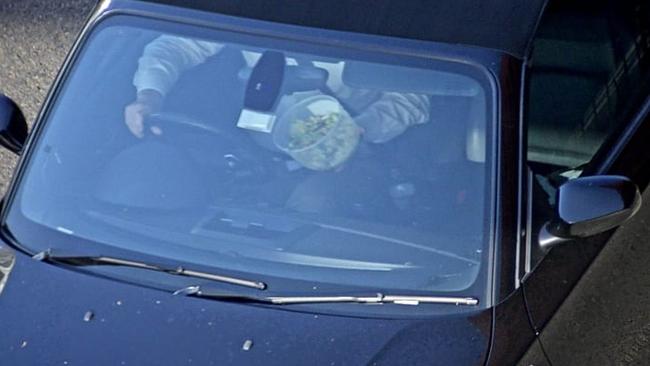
[[0, 1, 649, 365], [0, 0, 95, 193]]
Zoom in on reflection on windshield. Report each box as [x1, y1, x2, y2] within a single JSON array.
[[8, 17, 492, 300]]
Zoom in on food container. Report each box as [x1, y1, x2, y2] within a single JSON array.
[[273, 93, 360, 171]]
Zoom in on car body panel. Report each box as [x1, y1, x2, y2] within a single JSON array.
[[0, 250, 491, 365]]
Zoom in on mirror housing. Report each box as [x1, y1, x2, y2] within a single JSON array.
[[539, 175, 641, 250], [0, 94, 28, 154]]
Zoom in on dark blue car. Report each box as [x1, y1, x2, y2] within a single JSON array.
[[0, 0, 649, 364]]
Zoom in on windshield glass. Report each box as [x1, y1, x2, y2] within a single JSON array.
[[5, 15, 494, 307]]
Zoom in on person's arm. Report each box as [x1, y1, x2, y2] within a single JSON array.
[[320, 61, 429, 143], [125, 35, 223, 137], [354, 92, 430, 143], [133, 35, 223, 96]]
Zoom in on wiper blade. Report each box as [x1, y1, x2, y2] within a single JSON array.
[[32, 249, 266, 290], [175, 286, 479, 306]]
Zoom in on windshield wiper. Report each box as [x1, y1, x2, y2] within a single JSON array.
[[173, 285, 479, 306], [32, 249, 267, 290]]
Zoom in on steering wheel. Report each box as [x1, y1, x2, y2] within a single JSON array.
[[145, 112, 269, 182]]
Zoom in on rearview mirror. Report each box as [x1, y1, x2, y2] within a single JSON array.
[[0, 94, 28, 154], [539, 175, 641, 250]]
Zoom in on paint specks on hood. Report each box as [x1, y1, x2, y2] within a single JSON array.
[[83, 310, 94, 322], [242, 339, 253, 351]]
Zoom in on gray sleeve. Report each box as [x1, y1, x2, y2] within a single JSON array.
[[354, 92, 430, 143], [133, 35, 223, 96]]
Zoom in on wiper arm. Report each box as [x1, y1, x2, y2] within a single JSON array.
[[32, 249, 266, 290], [175, 286, 479, 306]]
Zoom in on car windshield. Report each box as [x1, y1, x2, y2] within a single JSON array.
[[4, 15, 494, 307]]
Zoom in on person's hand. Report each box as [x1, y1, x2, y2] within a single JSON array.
[[124, 89, 163, 138]]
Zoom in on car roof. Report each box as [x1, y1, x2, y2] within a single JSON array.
[[138, 0, 547, 58]]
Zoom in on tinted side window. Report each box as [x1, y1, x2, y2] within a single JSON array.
[[525, 0, 650, 270], [526, 0, 650, 177]]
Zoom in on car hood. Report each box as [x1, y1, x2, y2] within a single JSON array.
[[0, 250, 491, 365]]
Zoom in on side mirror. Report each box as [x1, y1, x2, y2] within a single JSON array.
[[539, 175, 641, 250], [0, 94, 28, 154]]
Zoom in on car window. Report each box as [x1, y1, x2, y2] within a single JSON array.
[[4, 15, 494, 307], [525, 0, 650, 269], [527, 0, 650, 176]]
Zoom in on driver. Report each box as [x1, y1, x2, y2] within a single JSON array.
[[124, 35, 430, 145], [124, 35, 431, 213]]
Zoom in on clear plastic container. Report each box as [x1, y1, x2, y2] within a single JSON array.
[[273, 93, 360, 171]]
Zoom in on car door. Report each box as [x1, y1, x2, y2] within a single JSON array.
[[519, 0, 650, 343]]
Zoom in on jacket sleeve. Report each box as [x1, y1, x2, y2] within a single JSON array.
[[133, 35, 223, 96], [353, 92, 430, 143]]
